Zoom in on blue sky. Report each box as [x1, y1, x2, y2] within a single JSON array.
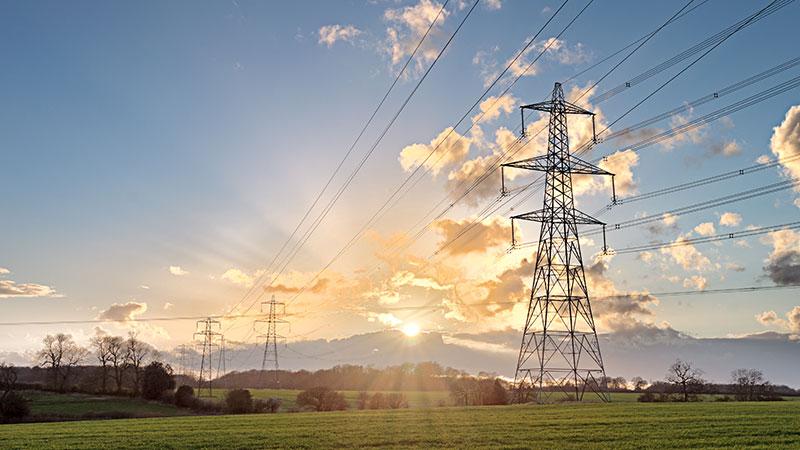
[[1, 0, 799, 360]]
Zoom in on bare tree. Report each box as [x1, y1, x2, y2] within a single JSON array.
[[37, 333, 89, 392], [631, 377, 648, 392], [731, 368, 773, 401], [106, 335, 126, 394], [91, 334, 113, 393], [666, 359, 705, 402], [125, 332, 152, 396]]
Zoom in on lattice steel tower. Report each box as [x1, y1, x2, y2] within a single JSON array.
[[502, 82, 615, 402], [255, 295, 286, 388], [193, 318, 223, 397]]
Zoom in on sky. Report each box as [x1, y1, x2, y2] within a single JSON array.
[[1, 0, 799, 379]]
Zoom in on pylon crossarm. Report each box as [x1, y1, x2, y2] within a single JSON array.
[[512, 208, 605, 226], [502, 154, 613, 176], [520, 100, 594, 116]]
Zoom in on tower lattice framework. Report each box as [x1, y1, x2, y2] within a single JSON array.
[[255, 295, 286, 388], [193, 318, 222, 397], [503, 82, 615, 402]]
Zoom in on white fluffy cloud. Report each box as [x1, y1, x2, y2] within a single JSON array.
[[770, 105, 800, 186], [472, 94, 516, 124], [660, 234, 711, 271], [694, 222, 716, 237], [682, 275, 707, 291], [719, 212, 742, 227], [168, 266, 189, 276], [399, 127, 471, 176], [756, 306, 800, 335], [318, 24, 362, 47], [221, 268, 256, 287], [383, 0, 447, 74], [0, 268, 59, 299]]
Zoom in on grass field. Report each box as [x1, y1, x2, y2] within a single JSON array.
[[22, 391, 186, 420], [2, 401, 799, 449]]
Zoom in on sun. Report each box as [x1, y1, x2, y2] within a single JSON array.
[[402, 323, 421, 337]]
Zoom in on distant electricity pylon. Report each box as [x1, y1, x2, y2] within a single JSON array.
[[255, 295, 287, 388], [194, 317, 223, 397], [502, 82, 615, 403], [176, 344, 188, 378]]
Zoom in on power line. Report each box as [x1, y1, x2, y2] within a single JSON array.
[[229, 0, 483, 324], [221, 0, 452, 319]]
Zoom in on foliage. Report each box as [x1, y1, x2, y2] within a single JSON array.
[[225, 389, 254, 414], [141, 362, 175, 400], [175, 385, 196, 408], [730, 368, 781, 401], [296, 387, 348, 411], [0, 391, 30, 421], [36, 334, 89, 392], [253, 398, 281, 413], [448, 378, 508, 406]]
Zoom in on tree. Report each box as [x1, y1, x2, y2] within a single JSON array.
[[631, 377, 648, 392], [91, 334, 113, 393], [106, 336, 126, 394], [731, 368, 776, 401], [356, 391, 369, 410], [37, 333, 89, 391], [175, 385, 196, 408], [142, 362, 175, 400], [296, 387, 348, 411], [0, 363, 17, 402], [225, 389, 253, 414], [124, 332, 152, 396], [666, 359, 705, 402]]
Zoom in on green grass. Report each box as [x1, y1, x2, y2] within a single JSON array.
[[2, 401, 799, 449], [22, 391, 186, 419]]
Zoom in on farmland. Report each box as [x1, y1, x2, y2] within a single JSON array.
[[204, 388, 452, 410], [2, 401, 799, 449]]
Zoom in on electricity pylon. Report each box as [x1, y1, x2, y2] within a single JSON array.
[[255, 295, 287, 388], [193, 318, 223, 397], [177, 344, 188, 377], [502, 82, 615, 403]]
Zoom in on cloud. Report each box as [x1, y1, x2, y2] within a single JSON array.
[[267, 277, 330, 295], [471, 94, 516, 124], [770, 105, 800, 191], [725, 262, 745, 272], [719, 212, 742, 227], [756, 306, 800, 335], [383, 0, 448, 74], [694, 222, 716, 237], [432, 216, 510, 255], [399, 127, 471, 176], [480, 37, 589, 87], [221, 268, 255, 287], [662, 213, 679, 226], [0, 269, 59, 299], [583, 256, 661, 333], [761, 229, 800, 285], [163, 302, 174, 311], [390, 270, 450, 290], [317, 24, 362, 47], [368, 312, 403, 327], [574, 150, 639, 198], [709, 140, 742, 157], [682, 275, 707, 291], [660, 233, 711, 271], [169, 266, 189, 276], [97, 301, 147, 322]]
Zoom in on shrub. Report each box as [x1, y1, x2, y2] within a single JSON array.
[[386, 393, 409, 409], [225, 389, 253, 414], [0, 391, 30, 421], [637, 392, 657, 403], [175, 385, 196, 408], [296, 387, 348, 412], [367, 392, 387, 409], [356, 391, 369, 410], [254, 397, 282, 413], [142, 362, 175, 400]]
